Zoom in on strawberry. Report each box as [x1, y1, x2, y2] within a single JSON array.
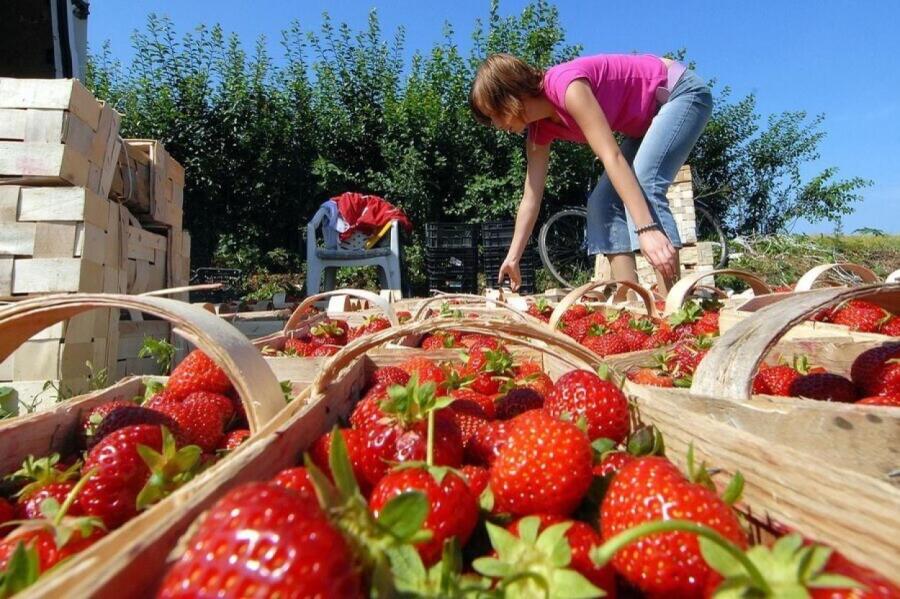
[[459, 333, 500, 351], [309, 319, 349, 346], [7, 455, 80, 511], [466, 419, 511, 466], [512, 371, 554, 397], [80, 426, 199, 529], [601, 456, 748, 597], [0, 525, 104, 579], [561, 304, 591, 326], [619, 321, 653, 352], [282, 337, 314, 356], [460, 465, 490, 497], [398, 357, 446, 388], [269, 467, 321, 511], [217, 429, 250, 452], [881, 316, 900, 337], [311, 344, 341, 357], [88, 404, 185, 449], [309, 428, 370, 495], [80, 399, 135, 447], [371, 366, 411, 387], [527, 298, 554, 322], [490, 409, 592, 516], [165, 350, 232, 401], [808, 548, 900, 598], [644, 321, 679, 349], [396, 310, 412, 323], [494, 388, 544, 420], [507, 514, 617, 596], [156, 393, 231, 452], [357, 315, 391, 337], [593, 450, 636, 478], [421, 332, 459, 350], [693, 310, 720, 337], [464, 347, 513, 375], [514, 361, 543, 377], [829, 299, 890, 333], [450, 388, 496, 419], [566, 313, 607, 342], [670, 337, 713, 376], [583, 332, 630, 357], [0, 499, 13, 534], [359, 378, 462, 487], [789, 373, 858, 403], [349, 383, 390, 430], [627, 366, 675, 387], [546, 369, 630, 443], [856, 394, 900, 407], [157, 483, 360, 598], [850, 344, 900, 396], [753, 363, 801, 396], [369, 467, 478, 565], [16, 482, 81, 520]]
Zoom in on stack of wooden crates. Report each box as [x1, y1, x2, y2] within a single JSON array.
[[0, 78, 190, 411], [594, 165, 716, 286]]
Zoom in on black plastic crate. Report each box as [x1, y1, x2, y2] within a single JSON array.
[[481, 221, 516, 248], [482, 247, 538, 293], [428, 275, 479, 294], [425, 223, 478, 249]]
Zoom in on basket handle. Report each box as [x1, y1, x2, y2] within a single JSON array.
[[0, 293, 286, 431], [410, 293, 532, 323], [887, 269, 900, 284], [794, 263, 880, 292], [548, 279, 658, 330], [664, 269, 772, 315], [691, 284, 900, 402], [310, 316, 604, 399], [284, 289, 398, 332], [139, 283, 223, 297]]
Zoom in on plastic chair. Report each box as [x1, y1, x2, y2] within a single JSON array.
[[305, 206, 402, 296]]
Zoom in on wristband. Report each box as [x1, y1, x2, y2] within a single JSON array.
[[634, 223, 660, 235]]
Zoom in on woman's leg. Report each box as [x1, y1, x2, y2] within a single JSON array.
[[586, 137, 642, 283], [629, 71, 713, 290]]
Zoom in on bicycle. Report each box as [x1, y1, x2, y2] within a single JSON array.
[[538, 195, 729, 289]]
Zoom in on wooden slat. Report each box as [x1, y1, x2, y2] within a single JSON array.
[[11, 258, 83, 294], [0, 186, 19, 222], [0, 258, 12, 296], [0, 108, 26, 139], [0, 141, 66, 177], [24, 109, 65, 143], [32, 222, 78, 258], [0, 222, 36, 255]]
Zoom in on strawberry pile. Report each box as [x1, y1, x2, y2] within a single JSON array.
[[0, 350, 252, 594], [812, 299, 899, 335], [154, 347, 897, 598]]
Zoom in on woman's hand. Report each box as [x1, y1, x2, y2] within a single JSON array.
[[638, 229, 677, 282], [498, 256, 522, 292]]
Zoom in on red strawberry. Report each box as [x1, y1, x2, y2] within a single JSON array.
[[593, 450, 636, 478], [467, 419, 511, 466], [282, 337, 314, 356], [309, 428, 370, 495], [527, 299, 554, 322], [398, 357, 446, 388], [508, 514, 617, 596], [371, 366, 411, 387], [0, 524, 104, 575], [829, 300, 890, 332], [16, 482, 81, 520], [851, 344, 900, 397], [165, 350, 232, 401], [311, 344, 341, 357], [460, 333, 501, 351], [546, 369, 630, 443], [460, 465, 490, 497], [693, 311, 720, 337], [752, 363, 800, 396], [856, 394, 900, 407], [627, 366, 675, 387], [349, 383, 390, 430], [561, 304, 591, 326], [88, 405, 185, 449], [881, 316, 900, 337], [608, 310, 636, 332], [644, 322, 679, 349], [789, 373, 858, 403], [157, 393, 230, 452], [670, 338, 712, 376], [217, 429, 250, 452], [7, 455, 80, 513], [353, 315, 390, 339], [396, 310, 412, 323], [450, 388, 495, 419], [512, 371, 554, 397], [0, 499, 13, 535], [495, 388, 544, 420], [421, 332, 459, 350], [566, 313, 607, 342], [309, 319, 349, 346], [514, 361, 543, 377], [157, 483, 360, 598], [809, 548, 900, 598], [369, 467, 478, 566], [79, 425, 164, 528], [583, 332, 630, 357], [601, 456, 748, 598], [269, 467, 321, 511], [490, 409, 592, 516]]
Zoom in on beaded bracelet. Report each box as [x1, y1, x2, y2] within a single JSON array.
[[634, 223, 661, 235]]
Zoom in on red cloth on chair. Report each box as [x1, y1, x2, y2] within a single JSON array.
[[333, 192, 413, 241]]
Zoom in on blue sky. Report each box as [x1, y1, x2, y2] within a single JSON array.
[[88, 1, 899, 234]]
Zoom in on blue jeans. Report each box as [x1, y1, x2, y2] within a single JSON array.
[[586, 70, 713, 254]]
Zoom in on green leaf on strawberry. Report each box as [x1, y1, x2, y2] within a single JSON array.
[[0, 542, 40, 598], [376, 491, 430, 544], [135, 428, 202, 509]]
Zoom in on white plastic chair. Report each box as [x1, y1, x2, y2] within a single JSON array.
[[305, 206, 402, 296]]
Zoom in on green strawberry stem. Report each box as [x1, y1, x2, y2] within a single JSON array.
[[591, 519, 771, 595], [53, 468, 96, 527]]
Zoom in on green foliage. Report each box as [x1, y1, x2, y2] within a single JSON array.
[[85, 1, 869, 294]]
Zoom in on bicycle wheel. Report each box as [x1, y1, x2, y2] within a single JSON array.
[[539, 207, 593, 289], [694, 204, 729, 269]]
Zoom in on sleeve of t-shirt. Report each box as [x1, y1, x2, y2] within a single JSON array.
[[545, 65, 592, 110]]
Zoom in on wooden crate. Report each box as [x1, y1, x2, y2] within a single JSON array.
[[121, 206, 168, 295], [668, 164, 697, 245], [24, 316, 899, 597], [0, 78, 121, 198], [110, 139, 184, 228], [115, 319, 172, 379]]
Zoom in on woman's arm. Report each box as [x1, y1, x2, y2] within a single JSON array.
[[499, 139, 551, 290], [563, 79, 677, 281]]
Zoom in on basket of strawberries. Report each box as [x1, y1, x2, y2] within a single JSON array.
[[19, 314, 898, 597]]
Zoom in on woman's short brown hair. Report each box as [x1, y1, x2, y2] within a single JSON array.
[[469, 53, 544, 126]]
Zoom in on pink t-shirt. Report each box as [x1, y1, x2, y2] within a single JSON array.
[[528, 54, 668, 144]]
